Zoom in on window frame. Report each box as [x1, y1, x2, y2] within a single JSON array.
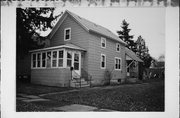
[[67, 51, 72, 68], [64, 28, 71, 41], [58, 50, 64, 68], [100, 53, 106, 69], [32, 53, 37, 68], [116, 43, 120, 52], [41, 52, 47, 68], [114, 57, 122, 70], [101, 37, 106, 48], [51, 50, 58, 68]]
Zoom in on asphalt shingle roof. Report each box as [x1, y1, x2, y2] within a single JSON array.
[[66, 10, 126, 45], [125, 47, 143, 62]]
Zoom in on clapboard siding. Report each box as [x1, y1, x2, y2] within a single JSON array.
[[50, 15, 89, 50], [87, 32, 126, 85], [31, 68, 71, 87], [50, 15, 90, 72]]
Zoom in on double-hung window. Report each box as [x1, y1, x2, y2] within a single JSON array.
[[42, 52, 46, 67], [58, 50, 63, 67], [116, 43, 120, 52], [101, 37, 106, 48], [52, 51, 57, 67], [101, 54, 106, 69], [37, 53, 41, 67], [32, 53, 37, 68], [64, 28, 71, 41], [67, 51, 72, 67], [115, 57, 121, 70], [46, 51, 51, 68]]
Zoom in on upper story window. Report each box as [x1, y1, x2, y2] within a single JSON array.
[[101, 37, 106, 48], [115, 57, 121, 70], [64, 28, 71, 41], [101, 54, 106, 69], [116, 43, 120, 52]]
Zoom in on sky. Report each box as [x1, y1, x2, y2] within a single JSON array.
[[47, 7, 166, 59]]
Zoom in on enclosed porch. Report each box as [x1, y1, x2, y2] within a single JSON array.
[[30, 44, 90, 88]]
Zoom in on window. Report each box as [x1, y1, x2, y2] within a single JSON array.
[[37, 53, 41, 67], [47, 51, 51, 68], [64, 28, 71, 41], [101, 37, 106, 48], [52, 51, 57, 67], [67, 51, 72, 67], [58, 50, 63, 67], [116, 43, 120, 52], [32, 53, 36, 68], [101, 54, 106, 69], [42, 52, 46, 67], [115, 57, 121, 70]]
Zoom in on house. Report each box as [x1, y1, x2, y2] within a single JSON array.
[[28, 10, 142, 87]]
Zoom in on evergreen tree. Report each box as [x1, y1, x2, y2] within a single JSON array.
[[117, 19, 135, 52], [135, 35, 152, 68]]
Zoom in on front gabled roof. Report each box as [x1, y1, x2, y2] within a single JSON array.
[[125, 47, 143, 62], [48, 10, 126, 45]]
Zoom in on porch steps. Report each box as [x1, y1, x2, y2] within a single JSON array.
[[70, 78, 90, 88]]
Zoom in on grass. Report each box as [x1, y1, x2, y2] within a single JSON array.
[[42, 80, 164, 111], [16, 80, 164, 111], [16, 81, 73, 95]]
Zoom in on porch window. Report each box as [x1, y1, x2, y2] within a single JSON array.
[[115, 57, 121, 70], [74, 53, 79, 70], [52, 51, 57, 67], [116, 43, 120, 52], [37, 53, 41, 67], [32, 53, 36, 68], [42, 52, 46, 67], [47, 51, 51, 68], [101, 54, 106, 69], [67, 51, 72, 67], [101, 37, 106, 48], [58, 50, 63, 67], [64, 28, 71, 41]]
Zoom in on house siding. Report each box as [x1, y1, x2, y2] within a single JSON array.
[[49, 15, 90, 73], [29, 12, 128, 87], [31, 68, 71, 87], [87, 32, 126, 85]]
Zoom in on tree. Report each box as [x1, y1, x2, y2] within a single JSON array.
[[117, 19, 135, 52], [135, 35, 152, 68], [16, 8, 62, 58]]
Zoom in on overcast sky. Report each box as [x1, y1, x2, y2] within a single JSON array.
[[51, 7, 165, 59]]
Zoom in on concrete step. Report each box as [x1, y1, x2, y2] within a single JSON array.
[[70, 79, 90, 88]]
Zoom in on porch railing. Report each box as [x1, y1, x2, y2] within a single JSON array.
[[70, 68, 92, 88]]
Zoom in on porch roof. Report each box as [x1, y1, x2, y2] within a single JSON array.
[[29, 44, 86, 52], [125, 47, 143, 62]]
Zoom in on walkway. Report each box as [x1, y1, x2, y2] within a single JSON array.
[[17, 93, 116, 111]]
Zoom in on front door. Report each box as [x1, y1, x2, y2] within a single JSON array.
[[73, 52, 81, 75]]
